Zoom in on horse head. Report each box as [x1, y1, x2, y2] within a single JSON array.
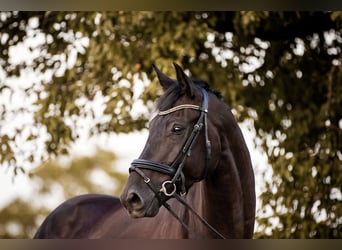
[[120, 63, 222, 218]]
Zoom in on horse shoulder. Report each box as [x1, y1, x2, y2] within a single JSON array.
[[34, 194, 122, 238]]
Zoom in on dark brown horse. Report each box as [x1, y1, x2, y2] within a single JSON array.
[[34, 63, 255, 239]]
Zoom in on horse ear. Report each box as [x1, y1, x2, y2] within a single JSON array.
[[173, 63, 195, 98], [152, 64, 176, 91]]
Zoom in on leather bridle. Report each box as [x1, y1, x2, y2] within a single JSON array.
[[128, 87, 226, 239]]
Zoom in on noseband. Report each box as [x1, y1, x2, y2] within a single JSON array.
[[129, 87, 211, 197]]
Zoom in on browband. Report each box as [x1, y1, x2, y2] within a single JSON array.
[[158, 105, 201, 116]]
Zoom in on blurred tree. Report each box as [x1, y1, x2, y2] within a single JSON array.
[[0, 11, 341, 238], [0, 148, 126, 238]]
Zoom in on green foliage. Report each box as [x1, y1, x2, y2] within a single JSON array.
[[0, 11, 341, 238], [0, 148, 126, 238], [31, 147, 127, 197], [0, 198, 50, 238], [230, 12, 342, 238]]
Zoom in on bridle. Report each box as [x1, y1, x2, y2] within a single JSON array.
[[130, 87, 211, 196], [129, 87, 226, 239]]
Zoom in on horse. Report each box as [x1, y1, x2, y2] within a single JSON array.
[[34, 63, 255, 239]]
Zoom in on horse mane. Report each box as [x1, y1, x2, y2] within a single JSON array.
[[157, 79, 222, 111]]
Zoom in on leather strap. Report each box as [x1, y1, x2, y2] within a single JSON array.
[[131, 159, 176, 176]]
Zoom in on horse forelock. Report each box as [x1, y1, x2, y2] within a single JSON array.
[[156, 80, 221, 111], [157, 84, 183, 111]]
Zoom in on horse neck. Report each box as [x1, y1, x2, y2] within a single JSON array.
[[201, 154, 245, 238], [183, 161, 245, 239], [195, 105, 255, 238]]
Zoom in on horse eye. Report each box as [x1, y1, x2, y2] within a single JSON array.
[[172, 125, 184, 134]]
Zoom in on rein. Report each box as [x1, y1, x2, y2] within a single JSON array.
[[129, 88, 226, 239]]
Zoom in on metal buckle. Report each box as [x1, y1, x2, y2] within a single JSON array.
[[160, 180, 176, 197]]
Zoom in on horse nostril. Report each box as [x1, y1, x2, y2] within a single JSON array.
[[127, 192, 144, 209]]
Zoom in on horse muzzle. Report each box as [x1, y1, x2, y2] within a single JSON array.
[[120, 184, 161, 218]]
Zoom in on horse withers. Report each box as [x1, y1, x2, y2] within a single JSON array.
[[34, 63, 255, 239]]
